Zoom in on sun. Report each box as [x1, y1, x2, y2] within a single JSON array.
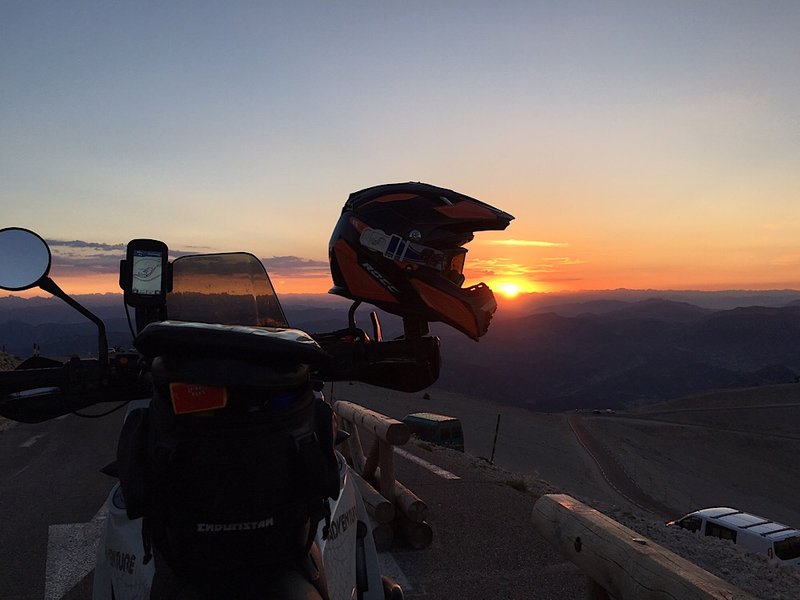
[[495, 281, 522, 299]]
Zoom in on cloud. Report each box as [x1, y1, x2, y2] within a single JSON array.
[[53, 240, 127, 251], [534, 276, 585, 283], [467, 256, 585, 279], [44, 239, 332, 279], [261, 256, 330, 278], [485, 239, 568, 248], [467, 258, 553, 278], [542, 257, 587, 266], [47, 239, 127, 274]]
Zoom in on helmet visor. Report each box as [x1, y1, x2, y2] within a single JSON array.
[[442, 249, 467, 285]]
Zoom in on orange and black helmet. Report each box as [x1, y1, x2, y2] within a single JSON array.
[[328, 182, 514, 340]]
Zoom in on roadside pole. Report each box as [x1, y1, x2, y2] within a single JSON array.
[[490, 413, 501, 464]]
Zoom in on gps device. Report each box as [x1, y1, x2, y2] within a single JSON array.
[[120, 239, 170, 308]]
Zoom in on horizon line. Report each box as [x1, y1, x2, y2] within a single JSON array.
[[4, 287, 800, 301]]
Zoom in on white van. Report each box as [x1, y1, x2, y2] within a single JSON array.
[[668, 507, 800, 567]]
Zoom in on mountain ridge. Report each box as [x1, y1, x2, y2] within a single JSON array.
[[4, 291, 800, 410]]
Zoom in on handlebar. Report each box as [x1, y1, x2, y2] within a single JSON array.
[[0, 326, 440, 423], [0, 354, 149, 423], [0, 365, 68, 391], [313, 328, 440, 392]]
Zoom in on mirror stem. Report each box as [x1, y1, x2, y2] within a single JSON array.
[[38, 277, 109, 374]]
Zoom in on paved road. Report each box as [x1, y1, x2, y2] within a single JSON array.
[[384, 443, 586, 599], [0, 411, 122, 600], [1, 409, 586, 599], [567, 414, 676, 518]]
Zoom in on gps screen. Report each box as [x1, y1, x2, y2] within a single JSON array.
[[131, 249, 164, 296]]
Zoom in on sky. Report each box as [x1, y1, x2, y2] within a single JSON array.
[[2, 2, 800, 299]]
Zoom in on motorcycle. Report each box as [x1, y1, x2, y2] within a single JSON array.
[[0, 227, 438, 600], [0, 182, 513, 600]]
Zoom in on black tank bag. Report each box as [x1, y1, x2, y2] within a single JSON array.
[[117, 324, 340, 577]]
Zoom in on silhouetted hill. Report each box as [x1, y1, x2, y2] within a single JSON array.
[[604, 298, 713, 322], [435, 303, 800, 411], [0, 293, 128, 325], [0, 293, 399, 357], [1, 319, 134, 357], [533, 299, 630, 317], [509, 289, 800, 315], [535, 298, 717, 322], [681, 305, 800, 371], [4, 291, 800, 410]]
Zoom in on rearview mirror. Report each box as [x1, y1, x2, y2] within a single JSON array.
[[0, 227, 52, 291]]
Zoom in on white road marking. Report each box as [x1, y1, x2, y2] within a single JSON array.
[[395, 448, 460, 480], [56, 414, 70, 421], [11, 463, 32, 479], [45, 505, 108, 600], [378, 552, 412, 591], [20, 433, 46, 447]]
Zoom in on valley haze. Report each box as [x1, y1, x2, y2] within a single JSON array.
[[3, 288, 800, 413]]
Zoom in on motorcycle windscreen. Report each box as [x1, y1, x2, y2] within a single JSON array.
[[167, 253, 289, 328]]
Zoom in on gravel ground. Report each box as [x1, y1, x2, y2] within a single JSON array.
[[599, 502, 800, 600], [431, 444, 800, 600], [339, 382, 800, 600], [0, 352, 20, 370]]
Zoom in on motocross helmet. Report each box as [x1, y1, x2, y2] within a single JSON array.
[[328, 182, 514, 340]]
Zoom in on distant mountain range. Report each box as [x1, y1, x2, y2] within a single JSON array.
[[435, 297, 800, 410], [3, 290, 800, 411]]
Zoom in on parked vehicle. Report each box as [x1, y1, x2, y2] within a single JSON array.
[[668, 507, 800, 567], [402, 413, 464, 452]]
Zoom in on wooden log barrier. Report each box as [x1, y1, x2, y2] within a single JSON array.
[[369, 467, 429, 523], [334, 401, 410, 446], [363, 438, 399, 500], [350, 470, 395, 524], [389, 476, 428, 523], [333, 399, 432, 551], [346, 422, 367, 474], [369, 515, 395, 552], [531, 494, 756, 600], [335, 413, 353, 466], [363, 436, 380, 480]]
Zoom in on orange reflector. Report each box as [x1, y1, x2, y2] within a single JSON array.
[[170, 383, 228, 414]]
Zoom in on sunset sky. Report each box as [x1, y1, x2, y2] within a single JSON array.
[[2, 2, 799, 299]]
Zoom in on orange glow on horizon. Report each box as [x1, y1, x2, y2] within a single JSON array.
[[40, 273, 120, 296], [11, 251, 800, 299], [494, 281, 522, 298], [12, 273, 338, 297], [480, 277, 543, 296], [272, 276, 334, 295]]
